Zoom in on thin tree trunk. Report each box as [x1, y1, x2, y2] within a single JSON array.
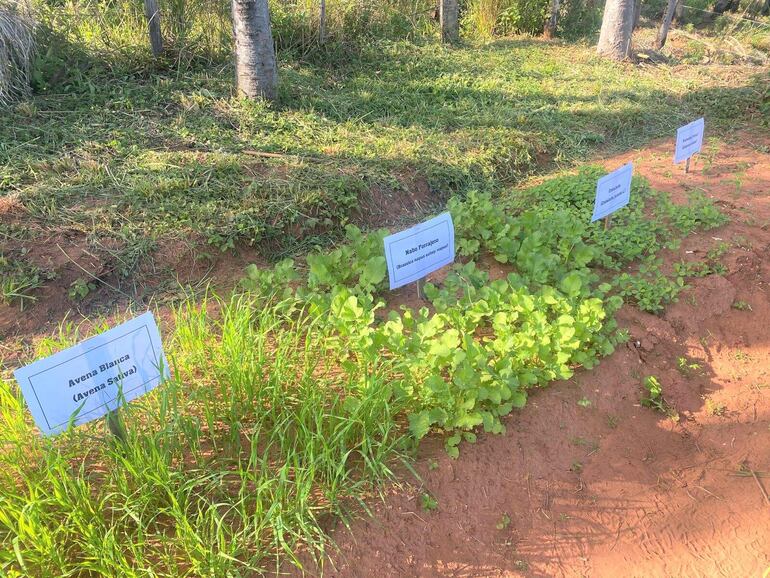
[[673, 0, 685, 23], [144, 0, 163, 57], [597, 0, 636, 60], [762, 0, 769, 16], [232, 0, 278, 101], [633, 0, 642, 30], [655, 0, 678, 49], [319, 0, 326, 45], [543, 0, 560, 38], [440, 0, 459, 44]]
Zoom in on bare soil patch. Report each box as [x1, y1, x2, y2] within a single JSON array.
[[304, 132, 770, 577]]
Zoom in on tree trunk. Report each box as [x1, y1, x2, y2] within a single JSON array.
[[319, 0, 326, 45], [232, 0, 278, 101], [673, 0, 685, 23], [762, 0, 769, 16], [597, 0, 636, 60], [543, 0, 560, 38], [712, 0, 735, 13], [655, 0, 678, 49], [440, 0, 459, 44], [144, 0, 163, 57], [633, 0, 642, 30]]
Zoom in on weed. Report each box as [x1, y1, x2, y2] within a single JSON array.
[[677, 356, 702, 377], [0, 252, 54, 309], [606, 414, 619, 429], [616, 259, 686, 314], [640, 375, 677, 420], [732, 300, 752, 311], [704, 397, 726, 416], [421, 493, 439, 512], [570, 461, 583, 473], [577, 397, 592, 408], [428, 458, 439, 471], [68, 278, 97, 301], [571, 437, 599, 452], [496, 513, 512, 530], [514, 560, 529, 571]]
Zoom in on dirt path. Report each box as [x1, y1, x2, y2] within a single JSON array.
[[311, 132, 770, 577]]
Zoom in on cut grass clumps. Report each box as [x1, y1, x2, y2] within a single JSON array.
[[0, 251, 54, 309], [0, 171, 726, 575], [0, 1, 35, 105], [1, 36, 759, 287]]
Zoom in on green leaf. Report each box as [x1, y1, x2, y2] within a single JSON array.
[[510, 390, 527, 408], [560, 271, 583, 297], [408, 411, 433, 439], [361, 256, 387, 286]]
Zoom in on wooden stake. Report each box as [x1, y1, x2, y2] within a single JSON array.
[[685, 157, 691, 174], [604, 214, 612, 231], [416, 278, 426, 301], [107, 409, 127, 443]]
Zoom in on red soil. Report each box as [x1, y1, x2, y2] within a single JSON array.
[[306, 132, 770, 577]]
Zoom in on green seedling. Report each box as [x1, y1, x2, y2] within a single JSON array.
[[68, 278, 97, 301], [640, 376, 678, 420], [677, 356, 701, 376], [420, 493, 438, 512], [496, 513, 511, 530]]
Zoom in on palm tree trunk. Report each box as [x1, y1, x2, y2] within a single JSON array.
[[597, 0, 636, 60], [232, 0, 278, 101], [440, 0, 459, 44]]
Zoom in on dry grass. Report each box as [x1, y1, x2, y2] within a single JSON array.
[[0, 0, 35, 105]]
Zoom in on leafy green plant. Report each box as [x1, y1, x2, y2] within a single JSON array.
[[640, 375, 677, 420], [615, 259, 685, 314], [577, 397, 592, 408], [677, 356, 702, 376], [240, 258, 298, 298], [68, 278, 97, 301], [306, 225, 389, 300], [732, 299, 752, 311], [659, 192, 729, 235]]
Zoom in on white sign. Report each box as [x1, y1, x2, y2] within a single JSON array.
[[674, 117, 705, 164], [384, 212, 455, 290], [13, 312, 169, 436], [591, 162, 633, 222]]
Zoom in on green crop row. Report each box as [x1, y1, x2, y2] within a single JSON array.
[[240, 167, 727, 453], [0, 168, 728, 575]]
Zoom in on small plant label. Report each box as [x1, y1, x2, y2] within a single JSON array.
[[13, 312, 169, 436], [384, 212, 455, 290], [591, 162, 633, 222], [674, 117, 705, 164]]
